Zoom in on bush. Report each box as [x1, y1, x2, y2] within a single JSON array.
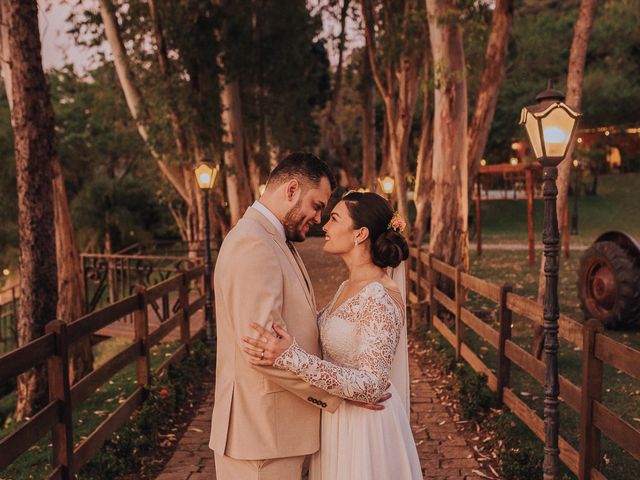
[[456, 366, 495, 420]]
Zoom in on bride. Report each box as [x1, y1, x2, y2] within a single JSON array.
[[243, 191, 423, 480]]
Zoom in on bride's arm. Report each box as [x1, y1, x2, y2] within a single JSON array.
[[248, 291, 402, 404]]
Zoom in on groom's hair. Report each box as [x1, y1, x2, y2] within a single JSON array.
[[267, 152, 337, 192]]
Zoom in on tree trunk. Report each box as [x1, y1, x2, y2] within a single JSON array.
[[533, 0, 597, 358], [0, 0, 12, 108], [361, 42, 377, 191], [219, 74, 252, 225], [426, 0, 469, 270], [325, 0, 356, 188], [52, 159, 93, 383], [411, 57, 433, 248], [8, 0, 58, 421], [362, 0, 420, 221], [467, 0, 514, 194]]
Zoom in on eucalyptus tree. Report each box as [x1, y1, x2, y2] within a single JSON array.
[[426, 0, 470, 269], [5, 0, 58, 420], [361, 0, 427, 221]]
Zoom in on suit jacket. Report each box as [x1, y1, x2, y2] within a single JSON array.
[[209, 207, 342, 460]]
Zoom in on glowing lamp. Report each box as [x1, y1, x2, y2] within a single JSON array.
[[378, 176, 395, 195], [519, 84, 580, 166], [194, 162, 220, 190]]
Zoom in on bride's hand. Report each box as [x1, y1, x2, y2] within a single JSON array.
[[242, 322, 293, 366]]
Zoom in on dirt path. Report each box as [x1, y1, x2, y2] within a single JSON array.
[[156, 237, 493, 479]]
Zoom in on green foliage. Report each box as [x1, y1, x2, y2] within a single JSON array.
[[485, 0, 640, 163], [492, 412, 544, 480], [457, 366, 496, 419]]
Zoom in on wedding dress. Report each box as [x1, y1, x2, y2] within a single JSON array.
[[274, 271, 423, 480]]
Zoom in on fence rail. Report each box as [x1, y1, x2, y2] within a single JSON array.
[[0, 264, 207, 479], [407, 247, 640, 480]]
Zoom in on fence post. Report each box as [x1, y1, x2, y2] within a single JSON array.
[[45, 320, 73, 479], [454, 266, 463, 360], [496, 285, 513, 405], [179, 271, 191, 350], [579, 319, 604, 480], [133, 285, 151, 396], [427, 253, 435, 330]]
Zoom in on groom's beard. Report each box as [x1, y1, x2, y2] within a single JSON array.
[[283, 199, 309, 242]]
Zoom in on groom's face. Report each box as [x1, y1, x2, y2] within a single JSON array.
[[283, 176, 332, 242]]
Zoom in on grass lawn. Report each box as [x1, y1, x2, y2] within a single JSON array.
[[0, 337, 181, 479], [476, 172, 640, 245]]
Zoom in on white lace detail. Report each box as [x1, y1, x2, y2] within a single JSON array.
[[273, 282, 403, 403]]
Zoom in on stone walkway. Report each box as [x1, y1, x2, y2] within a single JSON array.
[[156, 348, 493, 480], [156, 238, 494, 479]]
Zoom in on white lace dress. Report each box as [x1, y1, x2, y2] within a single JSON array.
[[274, 282, 423, 480]]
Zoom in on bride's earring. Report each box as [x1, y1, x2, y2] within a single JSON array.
[[354, 239, 358, 246]]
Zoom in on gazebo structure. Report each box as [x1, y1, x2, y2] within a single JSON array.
[[474, 160, 542, 265]]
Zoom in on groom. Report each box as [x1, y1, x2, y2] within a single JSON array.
[[209, 153, 342, 479]]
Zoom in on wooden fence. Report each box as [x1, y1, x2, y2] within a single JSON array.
[[0, 286, 18, 353], [0, 264, 207, 479], [407, 247, 640, 480]]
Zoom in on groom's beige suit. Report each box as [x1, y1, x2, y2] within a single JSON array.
[[209, 205, 342, 479]]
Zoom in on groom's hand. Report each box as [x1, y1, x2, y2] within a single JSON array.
[[347, 383, 392, 411]]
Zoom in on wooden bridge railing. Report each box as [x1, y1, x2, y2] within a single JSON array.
[[0, 264, 207, 479], [407, 247, 640, 480]]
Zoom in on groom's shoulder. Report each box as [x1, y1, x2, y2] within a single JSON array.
[[220, 217, 272, 253]]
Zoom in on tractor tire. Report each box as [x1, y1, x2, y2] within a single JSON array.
[[578, 240, 640, 329]]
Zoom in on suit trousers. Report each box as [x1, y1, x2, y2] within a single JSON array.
[[214, 452, 306, 480]]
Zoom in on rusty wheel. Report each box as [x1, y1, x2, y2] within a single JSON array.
[[578, 241, 640, 328]]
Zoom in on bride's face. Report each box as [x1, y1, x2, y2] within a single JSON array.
[[322, 201, 356, 254]]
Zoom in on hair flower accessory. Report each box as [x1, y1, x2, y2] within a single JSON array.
[[388, 212, 406, 233]]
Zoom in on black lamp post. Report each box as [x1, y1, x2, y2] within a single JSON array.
[[520, 83, 580, 480], [194, 161, 220, 347]]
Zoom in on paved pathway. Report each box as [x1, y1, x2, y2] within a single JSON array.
[[156, 238, 494, 479]]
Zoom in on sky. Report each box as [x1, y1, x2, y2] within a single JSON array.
[[39, 0, 96, 72]]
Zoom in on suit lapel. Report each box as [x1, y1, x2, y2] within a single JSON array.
[[289, 244, 316, 309], [243, 207, 316, 312], [274, 238, 316, 311]]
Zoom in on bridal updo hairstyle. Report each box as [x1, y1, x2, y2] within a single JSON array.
[[342, 191, 409, 269]]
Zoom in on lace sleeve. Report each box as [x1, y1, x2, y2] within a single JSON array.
[[274, 288, 402, 403]]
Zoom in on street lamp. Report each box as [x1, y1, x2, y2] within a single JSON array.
[[194, 161, 220, 347], [520, 83, 580, 480], [378, 175, 395, 202]]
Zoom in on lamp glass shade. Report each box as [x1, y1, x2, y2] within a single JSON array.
[[194, 163, 219, 190], [541, 106, 578, 158], [379, 176, 395, 194], [519, 100, 580, 164], [520, 107, 543, 158]]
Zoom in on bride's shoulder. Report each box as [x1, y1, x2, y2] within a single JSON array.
[[365, 278, 400, 301]]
